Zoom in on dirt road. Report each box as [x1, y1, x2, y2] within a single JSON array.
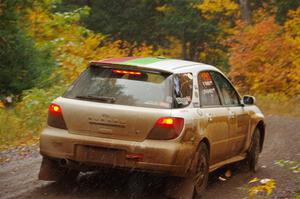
[[1, 115, 300, 199]]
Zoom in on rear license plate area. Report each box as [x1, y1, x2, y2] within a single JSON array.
[[76, 145, 124, 165]]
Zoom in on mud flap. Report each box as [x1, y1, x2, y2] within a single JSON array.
[[38, 157, 67, 181], [165, 176, 195, 199]]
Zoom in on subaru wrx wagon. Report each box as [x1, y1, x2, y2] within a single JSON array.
[[39, 57, 265, 197]]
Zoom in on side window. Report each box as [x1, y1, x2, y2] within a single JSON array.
[[173, 73, 193, 108], [198, 71, 221, 106], [210, 71, 240, 106]]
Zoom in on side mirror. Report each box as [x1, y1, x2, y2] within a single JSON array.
[[243, 95, 256, 105]]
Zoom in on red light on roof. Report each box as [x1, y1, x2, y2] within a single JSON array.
[[49, 104, 62, 114], [112, 69, 141, 75]]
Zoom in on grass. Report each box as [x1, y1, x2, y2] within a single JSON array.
[[256, 94, 300, 117]]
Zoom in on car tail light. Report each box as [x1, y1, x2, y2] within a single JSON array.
[[47, 103, 67, 129], [147, 117, 184, 140], [112, 69, 142, 75]]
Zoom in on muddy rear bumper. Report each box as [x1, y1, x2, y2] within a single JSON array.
[[39, 126, 194, 177]]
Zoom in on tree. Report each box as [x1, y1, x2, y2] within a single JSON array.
[[239, 0, 251, 23], [62, 0, 225, 62], [157, 0, 220, 61], [284, 7, 300, 93], [228, 17, 299, 96], [80, 0, 165, 55], [196, 0, 239, 69], [0, 0, 54, 97], [274, 0, 300, 23]]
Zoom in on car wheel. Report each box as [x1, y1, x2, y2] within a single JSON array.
[[164, 176, 195, 199], [247, 129, 261, 172], [193, 143, 209, 198]]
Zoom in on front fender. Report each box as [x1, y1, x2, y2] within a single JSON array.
[[244, 106, 265, 152]]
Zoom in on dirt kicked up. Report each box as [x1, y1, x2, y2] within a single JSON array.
[[1, 115, 300, 199]]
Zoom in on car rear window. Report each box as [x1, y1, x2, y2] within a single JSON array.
[[64, 66, 173, 109]]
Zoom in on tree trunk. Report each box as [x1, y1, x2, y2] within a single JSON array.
[[181, 30, 188, 60], [127, 42, 137, 56], [86, 0, 92, 7], [189, 42, 198, 61], [182, 42, 187, 60], [193, 49, 200, 62], [239, 0, 252, 24]]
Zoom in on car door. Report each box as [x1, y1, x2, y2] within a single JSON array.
[[197, 71, 230, 164], [210, 71, 250, 157]]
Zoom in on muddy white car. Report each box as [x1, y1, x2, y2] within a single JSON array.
[[39, 57, 265, 197]]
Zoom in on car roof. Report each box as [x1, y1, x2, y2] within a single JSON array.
[[90, 57, 220, 73]]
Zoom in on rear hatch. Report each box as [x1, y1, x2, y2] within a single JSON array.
[[56, 65, 173, 141]]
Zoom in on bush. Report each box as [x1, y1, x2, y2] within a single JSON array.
[[0, 85, 67, 150], [0, 0, 55, 97]]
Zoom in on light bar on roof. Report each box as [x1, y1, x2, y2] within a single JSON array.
[[112, 69, 142, 75]]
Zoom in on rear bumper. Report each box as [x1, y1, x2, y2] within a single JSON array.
[[39, 126, 194, 177]]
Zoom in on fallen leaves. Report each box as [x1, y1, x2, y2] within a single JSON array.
[[248, 177, 259, 184], [275, 160, 300, 174], [0, 143, 39, 165], [0, 156, 11, 164], [247, 177, 276, 199]]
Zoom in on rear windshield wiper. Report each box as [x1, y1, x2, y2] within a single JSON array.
[[76, 95, 116, 103]]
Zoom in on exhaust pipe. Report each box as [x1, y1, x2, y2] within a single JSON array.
[[59, 158, 80, 169]]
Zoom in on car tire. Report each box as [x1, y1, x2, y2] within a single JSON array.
[[165, 175, 195, 199], [193, 143, 209, 199], [247, 128, 261, 172]]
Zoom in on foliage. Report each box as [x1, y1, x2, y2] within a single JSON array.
[[0, 85, 66, 150], [25, 3, 159, 83], [63, 0, 234, 65], [197, 0, 239, 20], [228, 16, 300, 96], [273, 0, 300, 23], [81, 0, 165, 51], [0, 0, 55, 97], [245, 178, 276, 199], [284, 7, 300, 93], [157, 0, 220, 61], [275, 160, 300, 174], [195, 0, 239, 69]]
